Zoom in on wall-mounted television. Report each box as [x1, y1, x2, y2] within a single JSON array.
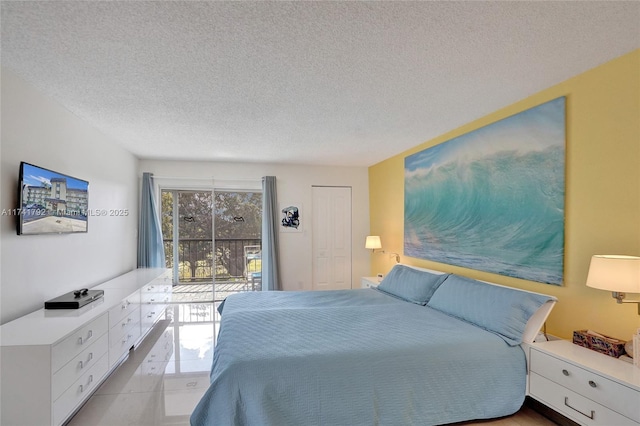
[[18, 162, 89, 235]]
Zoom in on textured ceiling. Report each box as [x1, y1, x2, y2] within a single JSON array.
[[2, 1, 639, 167]]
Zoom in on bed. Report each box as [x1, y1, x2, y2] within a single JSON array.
[[191, 265, 556, 426]]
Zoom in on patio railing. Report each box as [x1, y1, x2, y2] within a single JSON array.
[[163, 237, 261, 284]]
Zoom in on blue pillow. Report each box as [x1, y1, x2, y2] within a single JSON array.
[[427, 274, 555, 345], [377, 265, 449, 305]]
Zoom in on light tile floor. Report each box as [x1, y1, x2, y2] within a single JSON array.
[[68, 302, 556, 426], [67, 304, 219, 426]]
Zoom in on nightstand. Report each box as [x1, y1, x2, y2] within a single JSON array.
[[528, 339, 640, 425], [361, 277, 379, 289]]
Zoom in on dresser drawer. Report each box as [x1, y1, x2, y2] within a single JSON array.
[[141, 303, 166, 328], [530, 372, 638, 425], [530, 349, 640, 422], [52, 313, 109, 373], [109, 323, 141, 367], [109, 307, 141, 347], [52, 332, 109, 400], [141, 292, 171, 305], [141, 282, 172, 295], [53, 353, 109, 426], [108, 293, 140, 327]]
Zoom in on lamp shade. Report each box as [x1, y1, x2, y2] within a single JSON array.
[[365, 235, 382, 250], [586, 255, 640, 293]]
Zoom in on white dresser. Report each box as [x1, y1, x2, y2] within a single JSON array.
[[0, 268, 171, 426], [528, 339, 640, 426]]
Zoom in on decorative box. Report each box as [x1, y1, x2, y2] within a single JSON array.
[[573, 329, 626, 358]]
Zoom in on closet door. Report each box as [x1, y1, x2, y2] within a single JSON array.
[[312, 186, 352, 290]]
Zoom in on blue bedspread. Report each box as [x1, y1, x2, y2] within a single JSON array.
[[217, 288, 407, 313], [191, 290, 527, 426]]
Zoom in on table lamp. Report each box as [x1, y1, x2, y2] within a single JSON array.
[[586, 255, 640, 315]]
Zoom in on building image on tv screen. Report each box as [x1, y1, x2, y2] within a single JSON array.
[[20, 163, 88, 234]]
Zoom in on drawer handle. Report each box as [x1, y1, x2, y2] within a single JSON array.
[[78, 330, 93, 345], [79, 375, 92, 393], [79, 351, 93, 369], [562, 369, 570, 376], [564, 397, 595, 419], [588, 380, 597, 388]]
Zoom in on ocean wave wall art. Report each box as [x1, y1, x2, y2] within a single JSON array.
[[404, 97, 565, 285]]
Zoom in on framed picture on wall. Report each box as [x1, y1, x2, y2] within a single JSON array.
[[280, 203, 302, 232], [404, 97, 566, 285]]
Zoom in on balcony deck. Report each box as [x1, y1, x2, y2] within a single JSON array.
[[163, 237, 262, 302], [170, 280, 261, 303]]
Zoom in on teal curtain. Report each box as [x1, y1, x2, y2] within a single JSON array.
[[261, 176, 280, 290], [137, 172, 166, 268]]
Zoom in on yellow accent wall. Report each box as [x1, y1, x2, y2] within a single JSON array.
[[369, 49, 640, 340]]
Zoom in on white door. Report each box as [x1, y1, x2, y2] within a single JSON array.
[[312, 186, 352, 290]]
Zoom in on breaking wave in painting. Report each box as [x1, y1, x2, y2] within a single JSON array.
[[404, 97, 565, 285]]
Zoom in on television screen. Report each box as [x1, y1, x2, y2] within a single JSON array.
[[18, 162, 89, 235]]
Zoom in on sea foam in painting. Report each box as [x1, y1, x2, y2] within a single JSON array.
[[404, 97, 565, 285]]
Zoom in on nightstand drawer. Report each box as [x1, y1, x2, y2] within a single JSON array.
[[361, 277, 379, 289], [530, 349, 640, 422], [530, 372, 638, 425]]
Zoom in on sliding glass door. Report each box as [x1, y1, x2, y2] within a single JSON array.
[[162, 190, 215, 302], [161, 189, 262, 302], [213, 191, 262, 301]]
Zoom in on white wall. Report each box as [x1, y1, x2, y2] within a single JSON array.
[[139, 159, 370, 291], [0, 69, 139, 324]]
